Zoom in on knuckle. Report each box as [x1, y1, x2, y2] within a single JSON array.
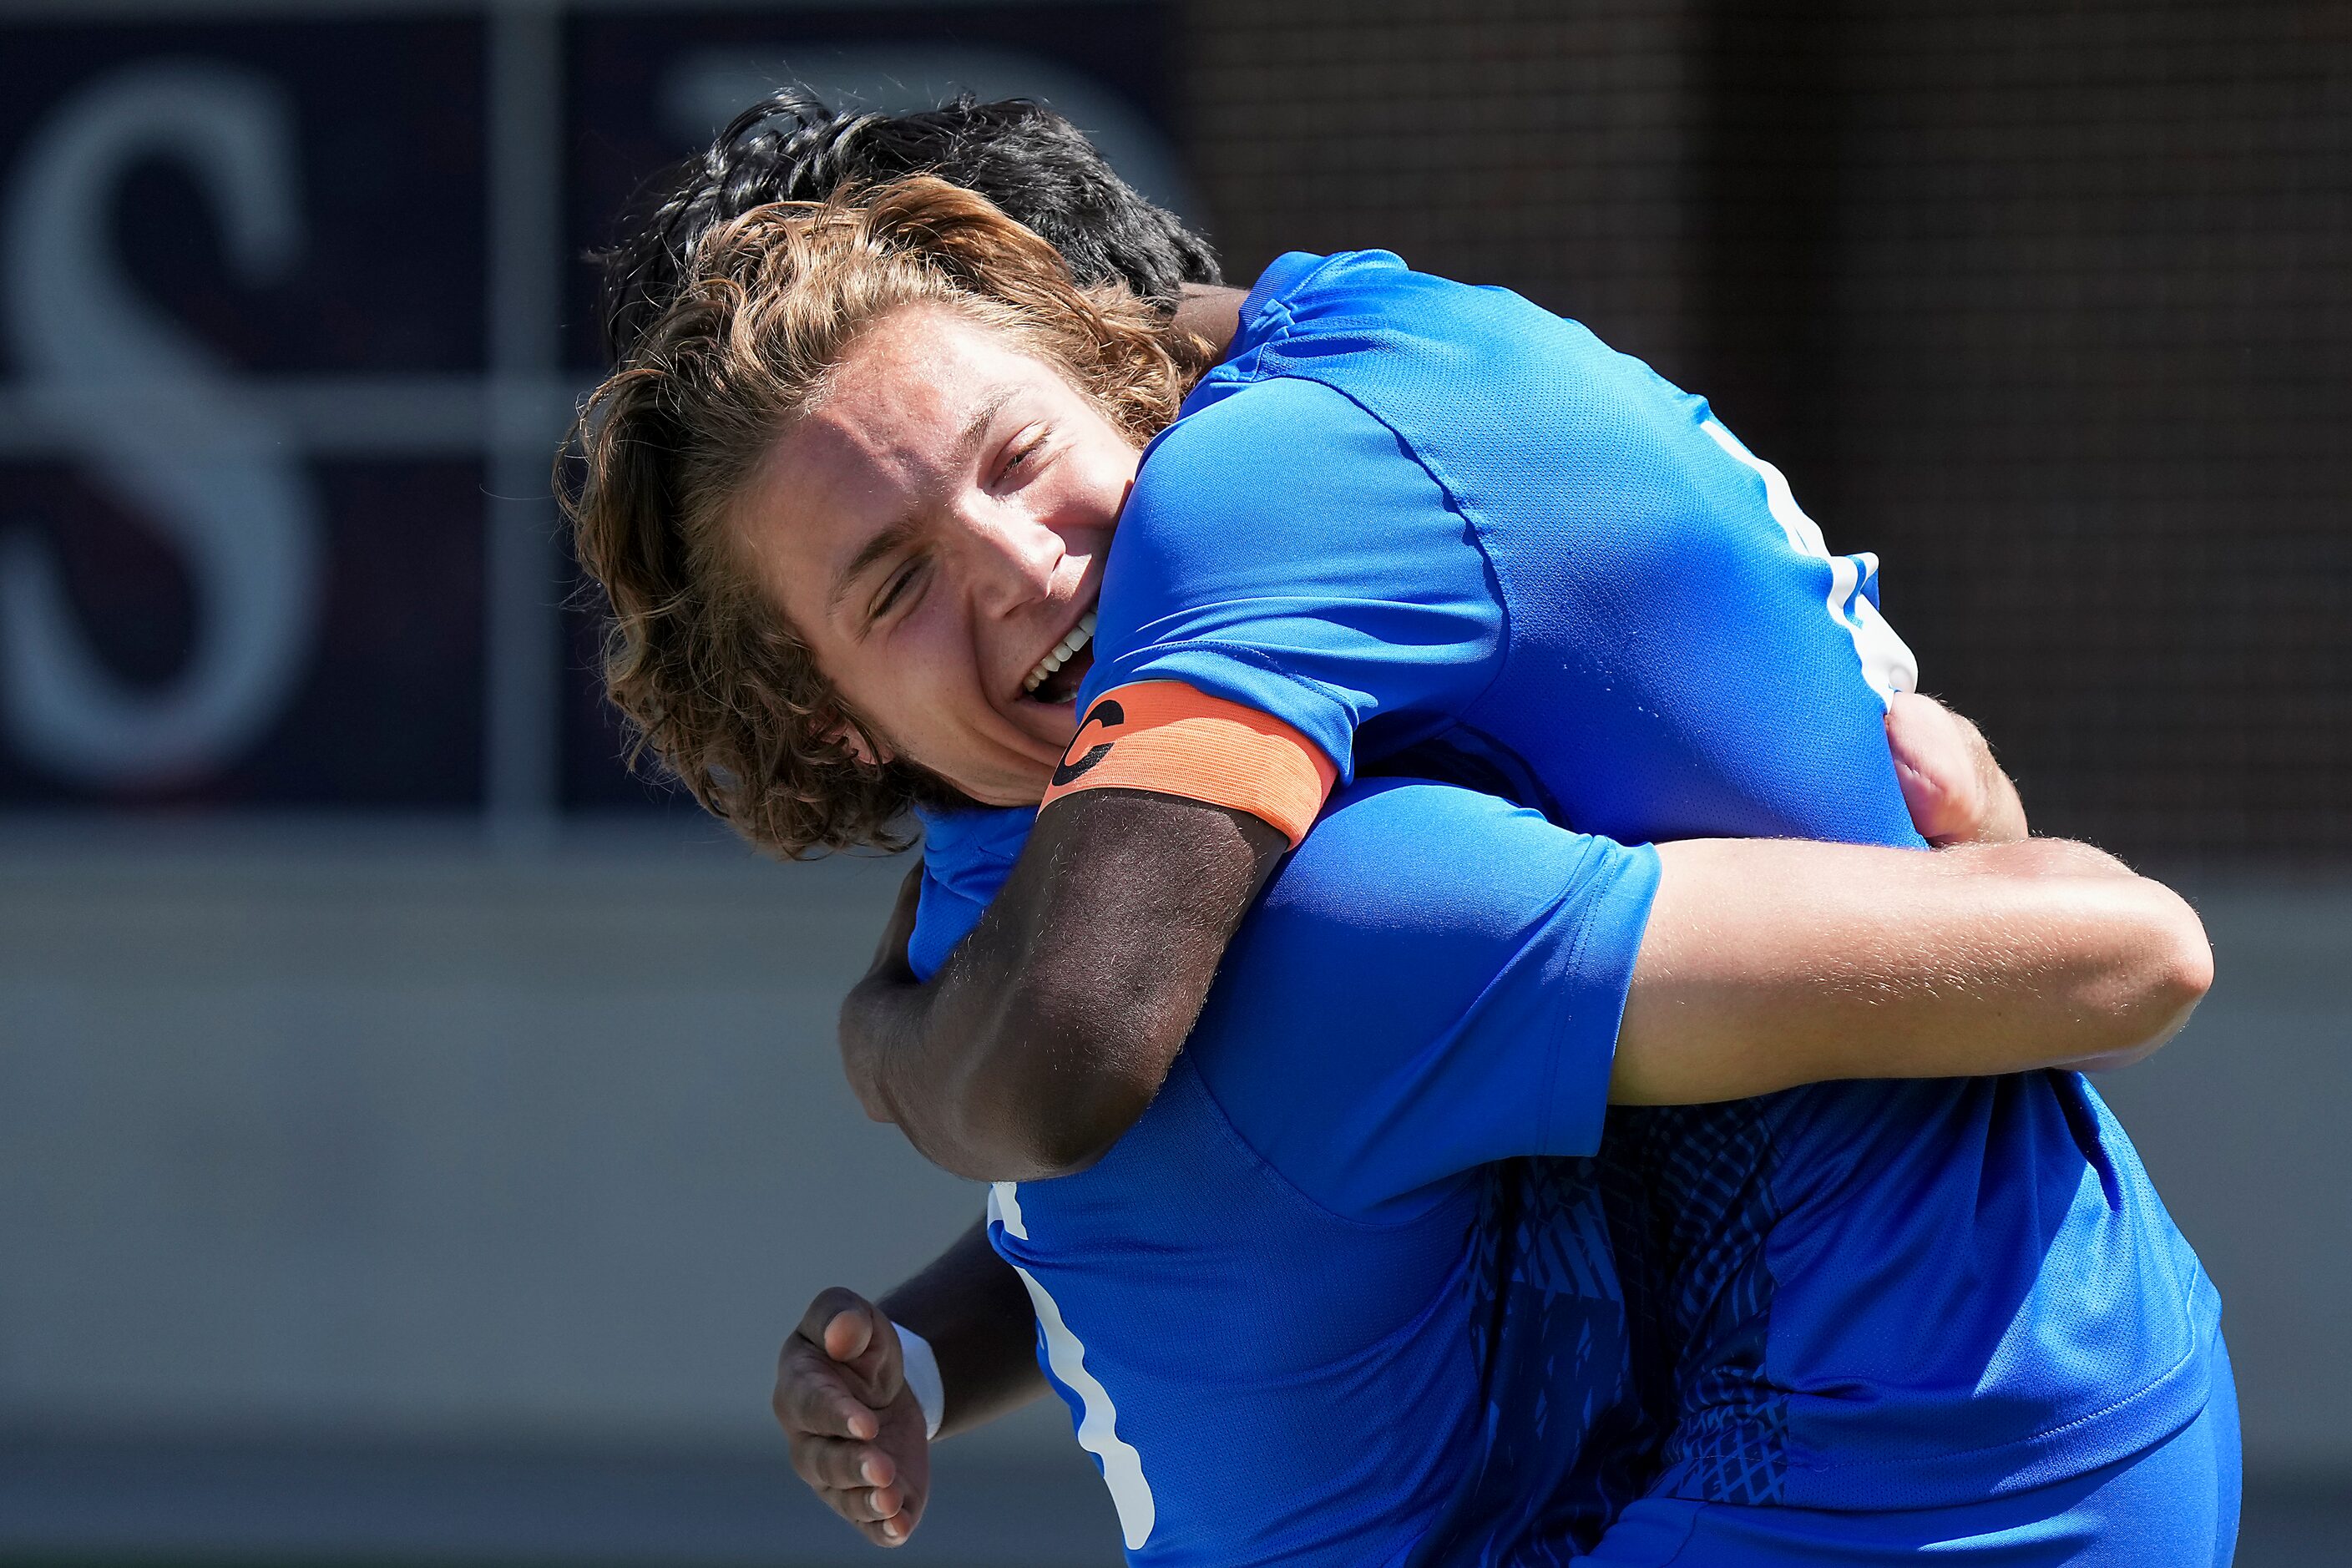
[[800, 1286, 865, 1336]]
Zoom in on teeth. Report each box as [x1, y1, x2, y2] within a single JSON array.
[[1022, 611, 1099, 695]]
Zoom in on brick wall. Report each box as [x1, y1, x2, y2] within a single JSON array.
[[1829, 3, 2352, 856], [1181, 0, 2351, 858], [1185, 0, 1702, 372]]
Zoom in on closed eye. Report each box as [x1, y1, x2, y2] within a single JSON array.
[[868, 557, 926, 628], [995, 428, 1050, 486]]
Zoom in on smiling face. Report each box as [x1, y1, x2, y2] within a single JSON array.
[[731, 302, 1139, 807]]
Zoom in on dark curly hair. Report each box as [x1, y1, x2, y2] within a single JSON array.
[[598, 89, 1221, 362]]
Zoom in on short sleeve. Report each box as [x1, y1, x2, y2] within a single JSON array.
[[1184, 780, 1661, 1221], [1084, 377, 1503, 784], [905, 804, 1035, 982]]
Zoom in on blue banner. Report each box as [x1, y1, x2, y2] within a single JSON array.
[[0, 2, 1180, 825]]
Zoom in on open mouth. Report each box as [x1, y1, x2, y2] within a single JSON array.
[[1022, 610, 1097, 705]]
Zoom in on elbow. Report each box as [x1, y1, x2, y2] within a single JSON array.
[[896, 1070, 1115, 1184], [2160, 897, 2217, 1014], [2135, 885, 2215, 1053], [1002, 1094, 1134, 1180], [949, 996, 1161, 1182], [2076, 886, 2214, 1071], [971, 1060, 1149, 1181]]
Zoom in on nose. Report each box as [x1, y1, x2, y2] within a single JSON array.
[[953, 501, 1062, 620]]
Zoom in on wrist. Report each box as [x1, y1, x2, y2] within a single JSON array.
[[891, 1319, 946, 1439]]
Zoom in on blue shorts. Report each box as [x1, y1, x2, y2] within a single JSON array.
[[1575, 1339, 2242, 1568]]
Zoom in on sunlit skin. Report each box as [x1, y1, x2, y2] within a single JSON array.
[[730, 303, 1143, 807]]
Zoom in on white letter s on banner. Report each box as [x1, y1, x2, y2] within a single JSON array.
[[3, 61, 321, 786]]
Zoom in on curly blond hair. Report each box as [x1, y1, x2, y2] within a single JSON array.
[[563, 176, 1204, 857]]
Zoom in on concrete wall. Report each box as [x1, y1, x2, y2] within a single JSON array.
[[2091, 878, 2352, 1479], [2, 839, 2345, 1480], [0, 832, 1068, 1463]]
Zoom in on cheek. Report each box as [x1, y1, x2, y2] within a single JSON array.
[[864, 607, 999, 747], [801, 630, 937, 762], [1059, 444, 1137, 534]]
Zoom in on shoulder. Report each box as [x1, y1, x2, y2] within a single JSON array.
[[1256, 779, 1629, 947], [1211, 251, 1707, 488], [1231, 250, 1417, 337], [1109, 375, 1477, 618], [1232, 249, 1621, 385], [1131, 374, 1412, 524], [1196, 780, 1652, 1060], [1185, 780, 1660, 1213], [1232, 249, 1529, 350]]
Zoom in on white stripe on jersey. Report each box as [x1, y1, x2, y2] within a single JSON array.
[[1699, 418, 1920, 707], [991, 1181, 1157, 1550]]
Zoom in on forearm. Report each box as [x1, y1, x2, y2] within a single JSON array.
[[842, 948, 1055, 1181], [1615, 837, 2212, 1103], [843, 888, 1166, 1180], [1876, 841, 2208, 1075], [842, 790, 1286, 1180], [878, 1221, 1044, 1439]]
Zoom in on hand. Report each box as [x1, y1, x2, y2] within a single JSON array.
[[775, 1288, 932, 1549], [1887, 692, 2028, 846]]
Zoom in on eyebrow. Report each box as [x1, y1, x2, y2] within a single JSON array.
[[825, 387, 1021, 619]]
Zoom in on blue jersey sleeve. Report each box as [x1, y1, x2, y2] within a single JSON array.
[[1097, 248, 1924, 852], [905, 803, 1036, 982], [908, 785, 1655, 1221], [1085, 376, 1503, 783], [1186, 780, 1659, 1221]]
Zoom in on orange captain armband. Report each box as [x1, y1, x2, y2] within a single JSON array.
[[1038, 681, 1338, 847]]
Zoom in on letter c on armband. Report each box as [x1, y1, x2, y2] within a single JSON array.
[[1038, 682, 1336, 846], [1050, 697, 1125, 787]]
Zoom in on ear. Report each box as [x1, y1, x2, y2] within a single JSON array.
[[828, 715, 891, 768]]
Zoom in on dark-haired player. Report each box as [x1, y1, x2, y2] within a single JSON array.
[[597, 89, 1222, 363]]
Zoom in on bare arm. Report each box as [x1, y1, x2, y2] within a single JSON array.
[[842, 694, 2025, 1181], [1171, 284, 1247, 355], [879, 1221, 1044, 1437], [1611, 836, 2211, 1105], [841, 789, 1287, 1181]]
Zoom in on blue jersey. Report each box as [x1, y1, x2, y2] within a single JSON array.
[[914, 783, 1662, 1566], [935, 248, 2214, 1522], [1086, 250, 1923, 847]]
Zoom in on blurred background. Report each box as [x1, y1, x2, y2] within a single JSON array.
[[0, 0, 2342, 1564]]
